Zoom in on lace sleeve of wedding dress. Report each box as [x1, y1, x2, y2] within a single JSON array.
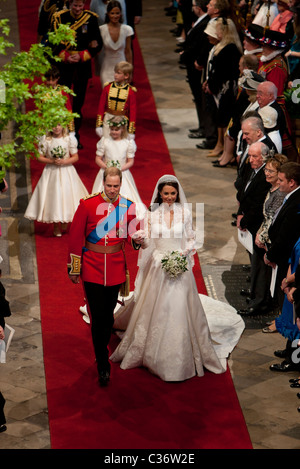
[[182, 205, 197, 264]]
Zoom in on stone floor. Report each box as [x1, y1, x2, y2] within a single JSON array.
[[1, 0, 300, 450]]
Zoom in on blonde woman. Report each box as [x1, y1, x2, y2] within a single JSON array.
[[204, 17, 243, 158]]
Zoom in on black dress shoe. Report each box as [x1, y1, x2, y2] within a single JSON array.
[[290, 382, 300, 388], [289, 378, 300, 383], [242, 265, 251, 271], [240, 288, 251, 296], [189, 127, 200, 133], [237, 307, 263, 316], [196, 141, 216, 150], [270, 361, 298, 372], [213, 161, 235, 168], [297, 393, 300, 399], [0, 424, 7, 433], [188, 131, 205, 138], [274, 349, 288, 358], [98, 370, 110, 387]]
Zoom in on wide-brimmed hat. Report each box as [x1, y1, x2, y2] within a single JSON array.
[[243, 24, 264, 43], [258, 106, 278, 129], [259, 29, 288, 48], [204, 20, 219, 40], [238, 69, 265, 90]]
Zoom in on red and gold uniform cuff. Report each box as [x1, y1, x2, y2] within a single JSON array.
[[67, 253, 81, 275]]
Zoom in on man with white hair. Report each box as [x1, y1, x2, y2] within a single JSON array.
[[236, 141, 272, 316], [256, 81, 297, 161]]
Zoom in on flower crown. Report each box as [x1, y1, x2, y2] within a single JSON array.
[[108, 117, 128, 128]]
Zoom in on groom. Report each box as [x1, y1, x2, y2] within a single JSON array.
[[68, 167, 144, 386]]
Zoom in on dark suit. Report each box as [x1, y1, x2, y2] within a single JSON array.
[[237, 165, 272, 310], [267, 187, 300, 308], [235, 134, 277, 192], [125, 0, 142, 30], [180, 14, 210, 131]]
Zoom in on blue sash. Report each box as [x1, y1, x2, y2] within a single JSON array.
[[86, 197, 133, 245]]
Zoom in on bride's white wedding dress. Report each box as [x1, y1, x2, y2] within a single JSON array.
[[110, 204, 244, 381]]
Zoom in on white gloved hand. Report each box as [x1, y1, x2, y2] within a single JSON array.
[[95, 127, 103, 138]]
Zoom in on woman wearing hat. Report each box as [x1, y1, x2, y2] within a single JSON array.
[[203, 17, 243, 158]]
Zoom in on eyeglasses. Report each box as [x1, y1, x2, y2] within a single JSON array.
[[264, 168, 277, 174]]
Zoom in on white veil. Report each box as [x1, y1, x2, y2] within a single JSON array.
[[149, 174, 189, 207], [134, 174, 196, 296]]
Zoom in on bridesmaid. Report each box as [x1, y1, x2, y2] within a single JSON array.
[[99, 1, 133, 86]]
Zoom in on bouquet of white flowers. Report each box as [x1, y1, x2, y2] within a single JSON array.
[[106, 160, 121, 169], [161, 251, 188, 278], [51, 145, 65, 159]]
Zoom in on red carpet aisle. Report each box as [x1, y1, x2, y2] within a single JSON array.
[[16, 0, 252, 449]]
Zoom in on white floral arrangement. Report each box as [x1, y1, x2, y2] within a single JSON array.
[[106, 160, 121, 169], [51, 145, 65, 159], [161, 250, 188, 278]]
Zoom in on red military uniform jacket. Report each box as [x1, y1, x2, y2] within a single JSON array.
[[68, 192, 140, 286], [258, 55, 288, 97], [96, 81, 137, 135]]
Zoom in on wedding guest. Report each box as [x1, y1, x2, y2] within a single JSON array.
[[213, 60, 264, 168], [236, 141, 272, 316], [256, 80, 297, 161], [269, 237, 300, 372], [179, 0, 210, 139], [270, 0, 293, 34], [264, 162, 300, 320], [203, 17, 242, 158], [253, 0, 279, 27]]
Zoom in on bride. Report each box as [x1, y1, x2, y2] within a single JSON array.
[[110, 175, 244, 381]]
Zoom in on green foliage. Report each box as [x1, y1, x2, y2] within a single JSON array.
[[0, 20, 78, 177]]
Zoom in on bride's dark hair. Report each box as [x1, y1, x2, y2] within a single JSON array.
[[149, 181, 180, 211]]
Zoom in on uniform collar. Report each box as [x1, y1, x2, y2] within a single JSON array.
[[101, 191, 120, 204], [70, 11, 84, 20]]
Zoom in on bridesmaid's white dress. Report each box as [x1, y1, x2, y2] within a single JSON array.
[[110, 205, 245, 381], [24, 135, 88, 223], [99, 23, 134, 86], [92, 136, 146, 219]]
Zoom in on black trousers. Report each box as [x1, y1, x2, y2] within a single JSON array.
[[58, 63, 90, 142], [84, 281, 120, 374], [249, 246, 272, 310], [0, 392, 6, 426]]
